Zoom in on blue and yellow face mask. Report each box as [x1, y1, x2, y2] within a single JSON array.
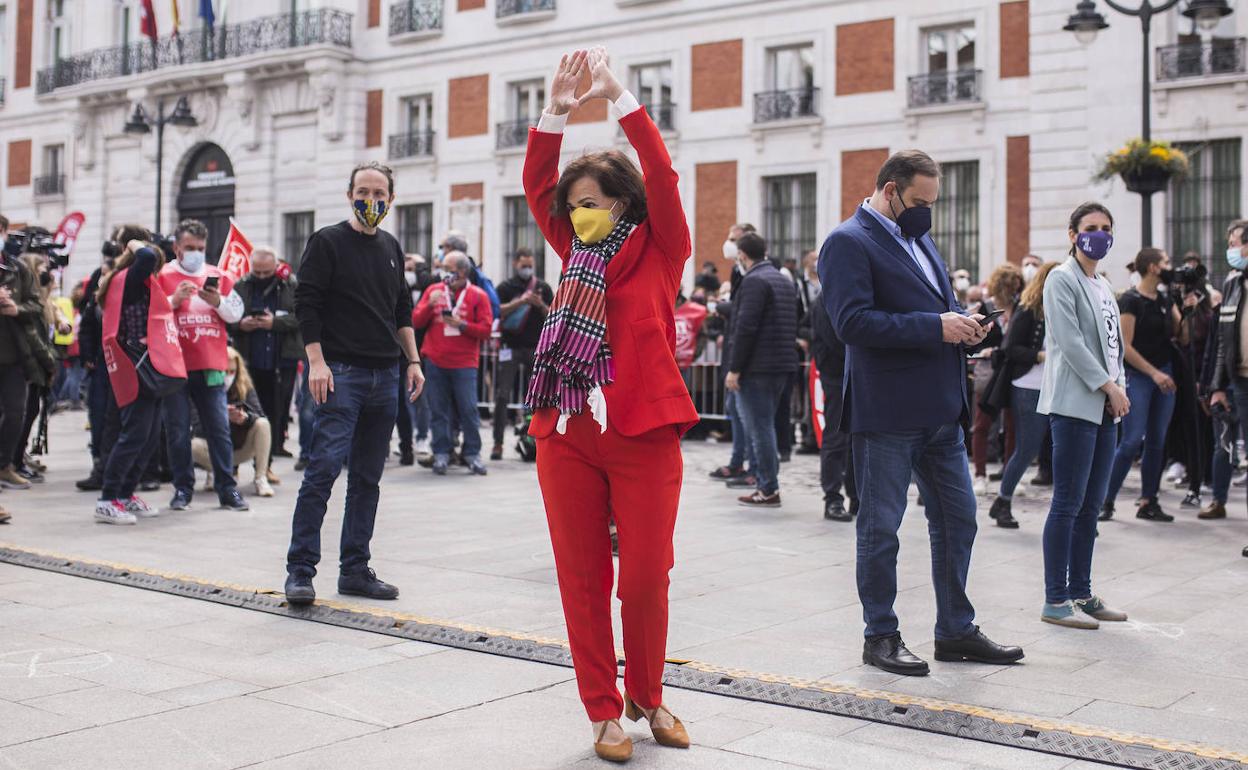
[[353, 199, 389, 229]]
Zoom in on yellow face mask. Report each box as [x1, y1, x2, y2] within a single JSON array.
[[569, 202, 619, 245]]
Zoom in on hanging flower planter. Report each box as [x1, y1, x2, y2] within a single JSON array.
[[1095, 138, 1189, 193], [1121, 166, 1173, 194]]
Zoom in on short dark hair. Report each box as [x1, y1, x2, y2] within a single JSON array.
[[1228, 219, 1248, 242], [875, 150, 942, 193], [1134, 247, 1167, 277], [514, 247, 534, 261], [349, 161, 395, 195], [174, 219, 208, 242], [736, 232, 766, 262], [552, 150, 648, 223]]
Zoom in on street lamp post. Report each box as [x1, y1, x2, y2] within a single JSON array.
[[124, 95, 199, 234], [1065, 0, 1233, 248]]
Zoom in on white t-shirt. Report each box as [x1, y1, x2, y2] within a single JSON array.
[[1082, 273, 1122, 384], [1012, 338, 1046, 390]]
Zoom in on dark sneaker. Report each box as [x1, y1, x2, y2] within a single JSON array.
[[778, 451, 791, 463], [1136, 500, 1174, 522], [1074, 595, 1127, 622], [725, 474, 757, 489], [272, 447, 294, 458], [490, 444, 504, 461], [1099, 503, 1114, 522], [739, 490, 781, 508], [15, 465, 44, 484], [139, 478, 161, 492], [399, 446, 415, 466], [432, 455, 449, 475], [76, 472, 103, 491], [220, 489, 250, 511], [989, 497, 1019, 529], [1180, 492, 1201, 509], [708, 465, 744, 480], [824, 501, 852, 522], [285, 574, 316, 606], [294, 457, 309, 471], [169, 490, 192, 511], [338, 568, 399, 600]]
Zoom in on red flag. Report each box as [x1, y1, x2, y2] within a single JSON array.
[[140, 0, 159, 42], [218, 219, 253, 280], [809, 362, 825, 448], [673, 301, 708, 370], [53, 212, 86, 255]]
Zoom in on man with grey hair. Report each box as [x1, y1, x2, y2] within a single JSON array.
[[412, 250, 494, 475], [438, 231, 500, 320], [230, 245, 302, 488]]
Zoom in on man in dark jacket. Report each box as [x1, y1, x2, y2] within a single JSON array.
[[725, 232, 798, 508], [1207, 219, 1248, 522], [810, 293, 856, 521], [230, 247, 302, 465]]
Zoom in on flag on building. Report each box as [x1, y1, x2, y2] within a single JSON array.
[[199, 0, 214, 28], [139, 0, 159, 42], [219, 219, 253, 280], [170, 0, 181, 35]]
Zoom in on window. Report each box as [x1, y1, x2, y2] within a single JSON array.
[[403, 93, 434, 134], [48, 0, 71, 66], [397, 203, 434, 259], [504, 195, 546, 276], [114, 0, 130, 46], [43, 144, 63, 177], [762, 174, 817, 263], [510, 79, 545, 122], [0, 6, 8, 81], [1170, 139, 1242, 285], [766, 44, 815, 92], [925, 24, 975, 74], [931, 160, 980, 279], [391, 94, 435, 158], [283, 211, 315, 270], [630, 62, 674, 130]]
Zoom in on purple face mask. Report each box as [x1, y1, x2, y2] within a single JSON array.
[[1076, 230, 1113, 261]]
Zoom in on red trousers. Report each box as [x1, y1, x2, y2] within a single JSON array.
[[536, 414, 683, 721]]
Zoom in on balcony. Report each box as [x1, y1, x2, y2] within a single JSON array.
[[753, 88, 820, 123], [389, 130, 435, 160], [389, 1, 443, 40], [36, 9, 352, 95], [496, 118, 536, 150], [34, 174, 66, 198], [496, 0, 556, 24], [1157, 38, 1247, 81], [907, 69, 983, 109]]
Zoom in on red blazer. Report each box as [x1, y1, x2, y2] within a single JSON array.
[[523, 106, 698, 439]]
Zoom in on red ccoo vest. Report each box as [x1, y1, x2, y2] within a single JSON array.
[[102, 267, 187, 408], [156, 264, 234, 372]]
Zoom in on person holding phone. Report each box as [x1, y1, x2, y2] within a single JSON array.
[[1037, 202, 1130, 629], [157, 219, 250, 513]]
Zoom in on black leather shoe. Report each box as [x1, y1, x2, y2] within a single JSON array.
[[139, 479, 161, 492], [76, 473, 103, 491], [285, 574, 316, 606], [989, 497, 1019, 529], [272, 447, 294, 458], [863, 633, 929, 676], [1136, 500, 1174, 522], [399, 446, 415, 466], [1099, 503, 1114, 522], [933, 627, 1024, 665], [338, 568, 399, 600], [824, 501, 852, 522]]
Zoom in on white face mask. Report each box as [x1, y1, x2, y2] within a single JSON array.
[[180, 250, 206, 273], [225, 374, 236, 390], [707, 301, 718, 314], [1022, 265, 1038, 283], [404, 271, 418, 288], [722, 240, 739, 260], [954, 277, 971, 292]]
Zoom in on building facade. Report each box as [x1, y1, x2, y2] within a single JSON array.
[[0, 0, 1245, 289]]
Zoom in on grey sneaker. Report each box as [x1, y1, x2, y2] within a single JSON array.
[[1041, 600, 1099, 629], [432, 454, 449, 476], [1074, 595, 1128, 622], [467, 457, 488, 476]]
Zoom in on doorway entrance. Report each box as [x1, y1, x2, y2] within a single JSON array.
[[177, 143, 236, 263]]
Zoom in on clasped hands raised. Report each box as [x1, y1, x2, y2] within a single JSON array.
[[548, 47, 624, 117]]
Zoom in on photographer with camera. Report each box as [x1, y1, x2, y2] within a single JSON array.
[[1206, 220, 1248, 521], [9, 249, 70, 484], [1162, 256, 1215, 511]]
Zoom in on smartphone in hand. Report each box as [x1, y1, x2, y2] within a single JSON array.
[[978, 309, 1005, 326], [203, 276, 220, 291]]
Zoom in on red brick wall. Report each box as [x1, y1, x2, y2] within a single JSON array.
[[691, 40, 743, 111], [1000, 1, 1030, 78], [451, 182, 484, 201], [568, 70, 608, 125], [695, 162, 737, 279], [365, 90, 383, 148], [14, 0, 33, 90], [367, 0, 381, 27], [458, 0, 485, 10], [7, 140, 31, 187], [836, 19, 894, 96], [840, 148, 889, 221], [448, 75, 489, 138], [1006, 135, 1031, 263]]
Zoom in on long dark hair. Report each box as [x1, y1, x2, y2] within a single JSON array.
[[1068, 202, 1114, 257], [551, 151, 648, 223], [96, 224, 159, 306]]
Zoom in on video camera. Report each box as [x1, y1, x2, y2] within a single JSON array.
[[3, 227, 70, 268], [1161, 263, 1208, 296]]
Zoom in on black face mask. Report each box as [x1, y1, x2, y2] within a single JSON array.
[[888, 188, 933, 240]]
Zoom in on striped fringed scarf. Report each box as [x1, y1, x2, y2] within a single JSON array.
[[526, 218, 636, 416]]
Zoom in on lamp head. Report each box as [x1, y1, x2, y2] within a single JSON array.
[[123, 103, 152, 135], [1183, 0, 1233, 32], [1064, 0, 1110, 45], [168, 96, 198, 127]]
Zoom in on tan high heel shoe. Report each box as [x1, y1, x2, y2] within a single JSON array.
[[623, 694, 690, 749], [594, 719, 633, 763]]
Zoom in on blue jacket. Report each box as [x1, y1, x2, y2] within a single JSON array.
[[818, 206, 968, 433]]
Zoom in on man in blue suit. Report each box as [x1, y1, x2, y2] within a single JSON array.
[[819, 150, 1024, 676]]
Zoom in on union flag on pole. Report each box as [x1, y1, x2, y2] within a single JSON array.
[[218, 219, 253, 280]]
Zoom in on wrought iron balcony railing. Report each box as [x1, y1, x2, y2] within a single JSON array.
[[907, 69, 983, 108], [389, 0, 443, 37], [1157, 38, 1247, 81], [753, 87, 820, 123], [36, 9, 352, 94], [389, 131, 435, 160], [497, 0, 556, 19], [496, 118, 537, 150], [0, 77, 6, 105], [34, 174, 66, 197]]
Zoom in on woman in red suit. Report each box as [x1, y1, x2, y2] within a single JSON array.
[[524, 48, 698, 762]]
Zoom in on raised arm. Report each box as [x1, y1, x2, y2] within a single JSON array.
[[522, 51, 586, 260]]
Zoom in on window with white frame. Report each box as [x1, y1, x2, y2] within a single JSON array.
[[404, 93, 434, 134], [767, 44, 815, 92], [931, 160, 980, 280], [43, 144, 63, 177], [397, 203, 434, 259], [630, 62, 674, 129], [114, 1, 131, 47], [47, 0, 72, 66], [509, 79, 545, 123], [1169, 139, 1242, 285], [283, 211, 315, 270], [762, 174, 817, 263], [924, 24, 975, 74], [504, 195, 546, 276]]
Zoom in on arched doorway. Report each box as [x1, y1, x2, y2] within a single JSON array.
[[177, 143, 236, 263]]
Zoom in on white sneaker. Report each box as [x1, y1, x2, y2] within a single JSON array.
[[1165, 462, 1185, 484], [124, 496, 160, 518], [253, 477, 275, 497], [95, 499, 137, 525], [1013, 483, 1028, 499], [973, 476, 990, 496], [414, 438, 431, 455]]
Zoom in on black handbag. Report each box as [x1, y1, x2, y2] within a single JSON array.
[[134, 350, 186, 398]]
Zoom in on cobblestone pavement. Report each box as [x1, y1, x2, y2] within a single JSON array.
[[1, 411, 1247, 767]]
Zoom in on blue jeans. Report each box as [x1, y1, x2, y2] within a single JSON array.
[[1105, 364, 1176, 504], [87, 361, 111, 462], [725, 391, 755, 471], [1210, 379, 1248, 504], [852, 423, 978, 640], [735, 373, 789, 494], [425, 360, 482, 460], [1044, 412, 1116, 604], [102, 394, 164, 501], [56, 360, 87, 405], [998, 386, 1047, 500], [297, 366, 316, 460], [164, 371, 237, 501], [287, 362, 399, 578]]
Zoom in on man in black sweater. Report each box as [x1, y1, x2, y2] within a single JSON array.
[[285, 162, 425, 606], [725, 232, 798, 508]]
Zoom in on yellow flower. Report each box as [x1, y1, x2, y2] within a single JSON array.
[[1150, 147, 1169, 159], [1116, 148, 1129, 156]]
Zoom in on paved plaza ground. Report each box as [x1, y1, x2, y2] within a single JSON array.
[[2, 411, 1248, 768]]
